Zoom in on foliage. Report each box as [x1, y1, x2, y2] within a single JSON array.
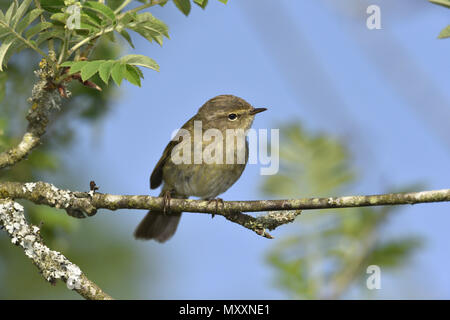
[[0, 0, 228, 88], [429, 0, 450, 38], [60, 54, 156, 86], [173, 0, 227, 15], [438, 25, 450, 39], [262, 124, 422, 299]]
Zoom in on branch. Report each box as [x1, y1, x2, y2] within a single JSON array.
[[0, 65, 61, 169], [1, 181, 450, 238], [0, 199, 113, 300]]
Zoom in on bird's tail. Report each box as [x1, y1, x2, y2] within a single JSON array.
[[134, 189, 184, 242]]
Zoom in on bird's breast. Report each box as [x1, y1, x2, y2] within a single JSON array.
[[162, 138, 249, 199]]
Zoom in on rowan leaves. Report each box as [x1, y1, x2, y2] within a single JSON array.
[[61, 54, 158, 87], [0, 0, 229, 85]]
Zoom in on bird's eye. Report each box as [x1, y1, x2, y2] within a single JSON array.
[[228, 113, 238, 121]]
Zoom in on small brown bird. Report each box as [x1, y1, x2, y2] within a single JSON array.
[[134, 95, 267, 242]]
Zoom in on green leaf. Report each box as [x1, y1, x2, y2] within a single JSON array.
[[132, 28, 162, 46], [24, 21, 53, 39], [118, 29, 134, 48], [124, 12, 169, 45], [60, 61, 75, 66], [118, 11, 136, 25], [131, 65, 144, 79], [75, 22, 100, 34], [120, 54, 159, 71], [98, 60, 115, 84], [153, 35, 164, 46], [438, 25, 450, 39], [217, 0, 228, 3], [64, 60, 89, 74], [80, 13, 101, 28], [4, 1, 18, 24], [83, 1, 116, 22], [80, 60, 105, 81], [3, 36, 31, 64], [134, 12, 169, 38], [124, 64, 141, 86], [0, 25, 11, 39], [429, 0, 450, 8], [40, 0, 65, 13], [173, 0, 191, 16], [82, 7, 102, 26], [35, 28, 66, 45], [50, 12, 68, 24], [12, 0, 33, 28], [16, 9, 44, 34], [0, 35, 16, 71], [158, 0, 170, 7], [110, 62, 126, 86], [107, 0, 125, 11], [124, 12, 169, 46], [194, 0, 209, 9]]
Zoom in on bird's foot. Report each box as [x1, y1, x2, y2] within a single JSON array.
[[207, 198, 224, 219], [162, 190, 173, 214]]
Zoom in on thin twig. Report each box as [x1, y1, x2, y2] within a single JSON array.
[[66, 26, 114, 58]]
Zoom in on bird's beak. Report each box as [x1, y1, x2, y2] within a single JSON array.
[[249, 107, 268, 115]]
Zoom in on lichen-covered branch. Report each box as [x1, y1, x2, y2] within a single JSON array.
[[0, 199, 113, 300], [0, 181, 301, 238], [220, 210, 302, 239], [0, 59, 61, 169], [0, 181, 98, 218], [1, 181, 450, 238]]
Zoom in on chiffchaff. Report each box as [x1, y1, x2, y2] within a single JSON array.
[[134, 95, 267, 242]]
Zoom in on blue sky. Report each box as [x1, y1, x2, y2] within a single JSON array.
[[68, 0, 450, 298]]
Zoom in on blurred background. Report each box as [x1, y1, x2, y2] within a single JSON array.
[[0, 0, 449, 299]]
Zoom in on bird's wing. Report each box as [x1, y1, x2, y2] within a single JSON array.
[[150, 139, 179, 189], [149, 115, 195, 189]]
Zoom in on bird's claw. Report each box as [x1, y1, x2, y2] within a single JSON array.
[[162, 190, 173, 214], [207, 198, 224, 218]]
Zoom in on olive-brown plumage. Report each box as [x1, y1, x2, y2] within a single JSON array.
[[134, 95, 266, 242]]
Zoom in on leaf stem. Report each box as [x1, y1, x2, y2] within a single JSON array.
[[0, 20, 50, 61], [57, 29, 71, 65], [114, 0, 134, 14], [66, 26, 114, 58]]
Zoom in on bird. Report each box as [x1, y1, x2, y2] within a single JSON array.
[[134, 94, 267, 242]]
